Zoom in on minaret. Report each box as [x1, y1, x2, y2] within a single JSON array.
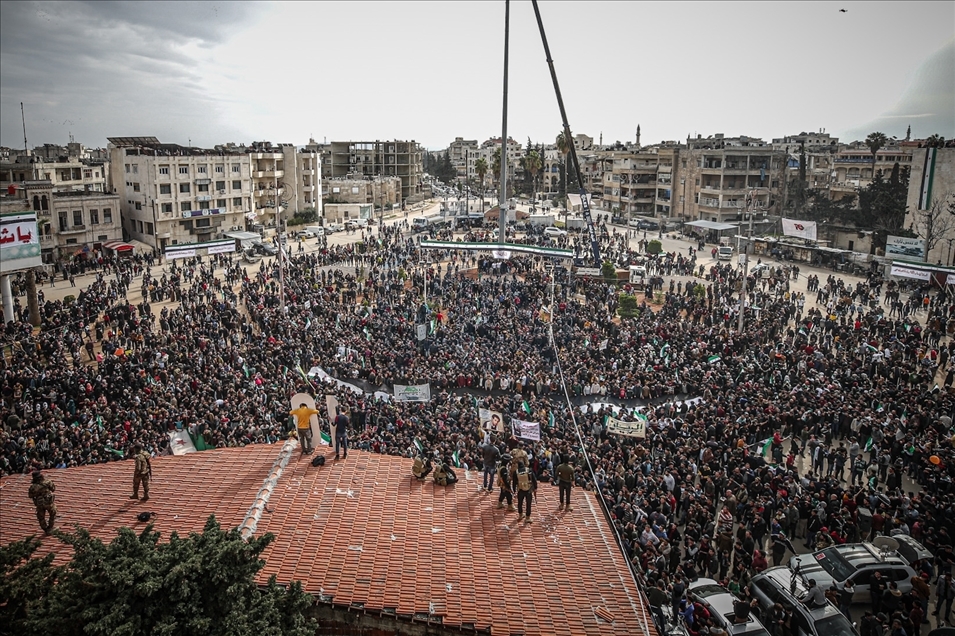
[[905, 125, 911, 141], [599, 132, 603, 147], [636, 125, 641, 149]]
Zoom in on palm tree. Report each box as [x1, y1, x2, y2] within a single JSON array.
[[475, 157, 488, 212], [865, 131, 888, 180], [555, 130, 572, 198], [522, 150, 542, 206], [491, 148, 502, 194], [926, 134, 946, 148]]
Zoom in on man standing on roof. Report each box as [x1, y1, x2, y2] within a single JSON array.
[[480, 440, 500, 494], [497, 454, 515, 512], [556, 454, 574, 511], [290, 402, 320, 455], [515, 459, 537, 524], [28, 470, 56, 535], [334, 407, 349, 460], [130, 444, 152, 502]]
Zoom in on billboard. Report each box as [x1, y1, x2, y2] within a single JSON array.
[[885, 235, 925, 260], [781, 218, 818, 241], [0, 212, 43, 273], [393, 383, 431, 402]]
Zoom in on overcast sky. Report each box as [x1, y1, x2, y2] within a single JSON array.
[[1, 1, 952, 151]]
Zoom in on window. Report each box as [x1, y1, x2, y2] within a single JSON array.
[[197, 183, 209, 192], [197, 165, 207, 174], [232, 180, 241, 189], [232, 197, 242, 206], [146, 222, 154, 235], [83, 169, 92, 179], [179, 183, 190, 193], [138, 220, 144, 233], [97, 235, 108, 241], [159, 166, 169, 175], [132, 165, 138, 174], [125, 164, 130, 173], [232, 164, 240, 173], [199, 201, 210, 210], [178, 166, 189, 174], [215, 164, 224, 173], [135, 202, 142, 210], [103, 208, 112, 223], [90, 209, 99, 225], [58, 212, 68, 232], [215, 180, 225, 191], [65, 238, 78, 245], [160, 184, 171, 195], [72, 210, 83, 226], [181, 202, 192, 212], [217, 199, 226, 208], [161, 203, 173, 214], [132, 183, 140, 192], [195, 218, 211, 228]]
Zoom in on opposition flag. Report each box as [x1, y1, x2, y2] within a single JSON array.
[[169, 430, 197, 455], [781, 218, 817, 241]]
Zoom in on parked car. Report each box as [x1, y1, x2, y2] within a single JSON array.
[[325, 223, 343, 234], [637, 219, 660, 231], [295, 229, 316, 239], [543, 226, 567, 238], [688, 579, 772, 636], [751, 567, 858, 636], [250, 241, 278, 256], [788, 540, 926, 603]]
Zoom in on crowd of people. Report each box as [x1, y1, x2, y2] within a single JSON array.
[[3, 219, 955, 629]]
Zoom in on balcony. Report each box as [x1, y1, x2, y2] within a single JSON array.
[[302, 185, 315, 192], [40, 234, 54, 244], [195, 178, 211, 185], [59, 224, 87, 234], [196, 195, 212, 202]]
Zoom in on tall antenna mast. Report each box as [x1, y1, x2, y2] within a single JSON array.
[[21, 101, 37, 179], [497, 0, 510, 246]]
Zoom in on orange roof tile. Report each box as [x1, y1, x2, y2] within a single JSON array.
[[0, 445, 655, 636]]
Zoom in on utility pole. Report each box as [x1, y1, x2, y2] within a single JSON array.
[[274, 154, 285, 311], [497, 0, 510, 246], [736, 188, 755, 334]]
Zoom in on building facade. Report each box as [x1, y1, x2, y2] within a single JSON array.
[[108, 137, 254, 253], [323, 176, 400, 213], [19, 180, 122, 263], [1, 155, 110, 194], [320, 140, 424, 204], [904, 147, 955, 265]]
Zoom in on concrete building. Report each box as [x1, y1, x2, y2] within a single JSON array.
[[108, 137, 253, 253], [680, 134, 787, 224], [447, 137, 478, 183], [904, 147, 955, 265], [12, 181, 122, 264], [829, 142, 913, 202], [108, 137, 321, 253], [1, 154, 110, 194], [474, 137, 522, 194], [323, 176, 400, 215], [320, 140, 424, 204]]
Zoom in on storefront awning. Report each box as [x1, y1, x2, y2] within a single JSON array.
[[103, 240, 134, 252], [685, 220, 738, 231]]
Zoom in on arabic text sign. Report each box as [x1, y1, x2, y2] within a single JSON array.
[[890, 265, 931, 281], [886, 235, 926, 260], [393, 383, 431, 402], [606, 416, 646, 438], [0, 212, 42, 273], [512, 419, 540, 441]]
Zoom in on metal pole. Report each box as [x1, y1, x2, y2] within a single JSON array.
[[275, 155, 285, 311], [737, 189, 754, 334], [497, 0, 510, 246]]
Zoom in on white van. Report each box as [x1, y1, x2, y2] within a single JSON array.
[[717, 245, 734, 261], [304, 225, 325, 237], [345, 218, 369, 230]]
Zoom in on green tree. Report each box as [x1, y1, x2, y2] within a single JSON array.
[[474, 157, 489, 212], [925, 134, 946, 148], [2, 517, 314, 636], [857, 168, 910, 250], [555, 130, 572, 197], [617, 293, 640, 319], [865, 131, 889, 178], [522, 150, 543, 205], [601, 260, 617, 283], [646, 239, 663, 255]]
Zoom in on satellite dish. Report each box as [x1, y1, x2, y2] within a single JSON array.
[[872, 536, 899, 556]]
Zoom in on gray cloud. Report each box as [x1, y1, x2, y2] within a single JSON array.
[[0, 0, 264, 148], [843, 39, 955, 141]]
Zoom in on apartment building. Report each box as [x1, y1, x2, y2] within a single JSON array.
[[0, 154, 110, 194], [247, 141, 322, 222], [108, 137, 253, 252], [19, 180, 122, 263], [320, 140, 424, 204], [680, 134, 787, 224], [904, 147, 955, 265], [773, 132, 839, 193], [474, 137, 523, 193], [323, 176, 400, 211], [448, 137, 478, 183], [830, 142, 913, 202], [602, 151, 661, 217]]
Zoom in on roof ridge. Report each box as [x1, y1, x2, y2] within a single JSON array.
[[238, 438, 298, 540]]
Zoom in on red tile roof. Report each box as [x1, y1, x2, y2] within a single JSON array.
[[1, 445, 654, 636]]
